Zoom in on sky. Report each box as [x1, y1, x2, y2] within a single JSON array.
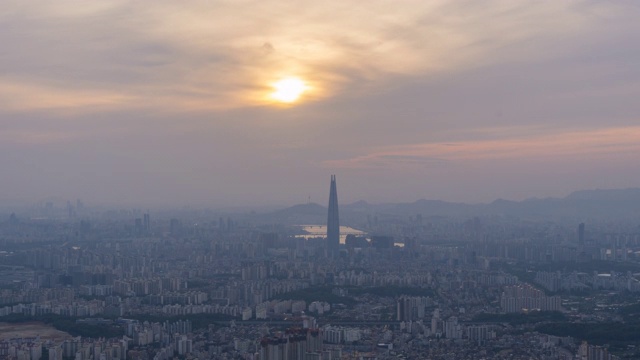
[[1, 0, 640, 207]]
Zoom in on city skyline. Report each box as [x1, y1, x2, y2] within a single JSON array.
[[4, 183, 640, 211], [2, 1, 640, 206]]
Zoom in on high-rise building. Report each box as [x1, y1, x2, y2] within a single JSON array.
[[326, 175, 340, 257], [259, 329, 323, 360], [397, 296, 427, 321], [143, 213, 150, 232], [578, 223, 585, 246]]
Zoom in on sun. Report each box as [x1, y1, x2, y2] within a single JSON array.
[[270, 77, 307, 103]]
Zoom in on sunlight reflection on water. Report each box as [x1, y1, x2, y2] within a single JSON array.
[[295, 225, 365, 244]]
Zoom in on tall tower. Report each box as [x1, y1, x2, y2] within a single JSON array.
[[327, 175, 340, 257]]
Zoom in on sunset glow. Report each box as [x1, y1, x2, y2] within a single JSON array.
[[1, 1, 639, 205], [270, 77, 307, 103]]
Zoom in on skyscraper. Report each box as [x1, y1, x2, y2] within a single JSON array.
[[327, 175, 340, 257], [578, 223, 585, 246], [143, 213, 150, 232]]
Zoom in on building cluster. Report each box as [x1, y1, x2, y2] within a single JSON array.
[[258, 328, 327, 360], [0, 337, 128, 360], [578, 341, 616, 360], [0, 300, 103, 317], [535, 270, 640, 292], [0, 180, 637, 358], [500, 284, 562, 313]]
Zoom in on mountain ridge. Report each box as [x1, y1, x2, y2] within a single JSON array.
[[265, 188, 640, 223]]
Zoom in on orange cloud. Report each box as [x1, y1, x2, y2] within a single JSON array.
[[325, 126, 640, 168], [0, 80, 133, 112], [0, 0, 598, 113]]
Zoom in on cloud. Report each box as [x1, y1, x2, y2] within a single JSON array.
[[1, 1, 639, 205], [0, 79, 133, 112], [324, 126, 640, 169], [0, 0, 605, 113]]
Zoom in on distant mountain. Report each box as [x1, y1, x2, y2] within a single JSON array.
[[274, 203, 326, 216], [566, 188, 640, 202], [343, 200, 370, 210], [260, 203, 327, 224], [262, 188, 640, 224]]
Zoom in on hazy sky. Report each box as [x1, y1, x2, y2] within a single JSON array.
[[2, 1, 640, 207]]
